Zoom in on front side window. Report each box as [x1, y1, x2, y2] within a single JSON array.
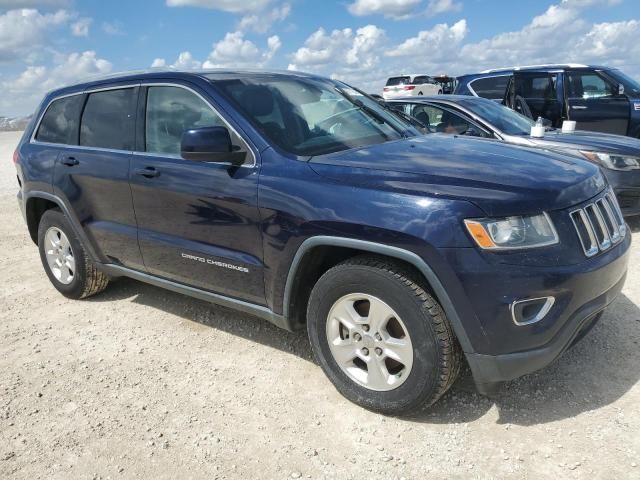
[[145, 86, 228, 155], [409, 104, 443, 127], [213, 77, 411, 156], [80, 88, 135, 150], [469, 76, 510, 100], [566, 72, 616, 99], [35, 95, 83, 145]]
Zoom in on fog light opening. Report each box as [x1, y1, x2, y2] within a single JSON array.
[[511, 297, 555, 326]]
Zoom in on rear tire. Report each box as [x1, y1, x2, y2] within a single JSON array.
[[307, 255, 461, 415], [37, 209, 109, 299]]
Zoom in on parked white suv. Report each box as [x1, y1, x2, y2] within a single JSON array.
[[383, 75, 441, 99]]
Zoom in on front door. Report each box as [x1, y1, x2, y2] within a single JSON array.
[[565, 70, 630, 135], [129, 83, 265, 305]]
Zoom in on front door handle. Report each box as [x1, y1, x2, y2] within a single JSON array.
[[134, 167, 161, 178], [60, 156, 79, 166], [572, 105, 588, 110]]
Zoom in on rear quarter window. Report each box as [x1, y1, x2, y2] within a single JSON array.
[[469, 76, 510, 100], [35, 95, 83, 145]]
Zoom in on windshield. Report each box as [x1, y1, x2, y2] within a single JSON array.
[[386, 76, 411, 86], [213, 76, 413, 156], [605, 69, 640, 96], [458, 97, 534, 135]]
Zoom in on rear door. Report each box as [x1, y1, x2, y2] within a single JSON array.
[[565, 70, 630, 134], [512, 72, 563, 125], [129, 82, 265, 304], [49, 85, 145, 270]]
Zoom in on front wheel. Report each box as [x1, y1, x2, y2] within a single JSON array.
[[307, 256, 461, 415], [38, 209, 109, 299]]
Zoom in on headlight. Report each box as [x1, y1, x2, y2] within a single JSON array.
[[580, 151, 640, 171], [464, 213, 559, 250]]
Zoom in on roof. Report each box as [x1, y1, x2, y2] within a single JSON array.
[[46, 68, 325, 98], [457, 64, 612, 79]]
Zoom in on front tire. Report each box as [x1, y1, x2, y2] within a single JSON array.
[[37, 209, 109, 299], [307, 256, 461, 415]]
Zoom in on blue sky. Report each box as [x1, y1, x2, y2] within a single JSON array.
[[1, 0, 639, 115]]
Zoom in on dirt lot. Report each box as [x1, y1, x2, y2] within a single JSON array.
[[1, 130, 639, 479]]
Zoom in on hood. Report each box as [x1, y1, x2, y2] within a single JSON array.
[[309, 135, 606, 217], [512, 129, 640, 156]]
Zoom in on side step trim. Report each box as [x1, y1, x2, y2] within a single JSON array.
[[99, 264, 289, 330]]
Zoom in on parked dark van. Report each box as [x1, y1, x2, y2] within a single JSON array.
[[455, 64, 640, 138], [14, 70, 630, 414]]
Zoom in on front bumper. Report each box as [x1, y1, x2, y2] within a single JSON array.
[[438, 228, 630, 392], [602, 168, 640, 216]]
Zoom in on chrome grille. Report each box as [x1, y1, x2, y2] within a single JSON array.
[[570, 190, 626, 257]]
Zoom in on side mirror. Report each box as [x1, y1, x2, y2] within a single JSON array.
[[181, 126, 246, 165], [618, 83, 625, 96]]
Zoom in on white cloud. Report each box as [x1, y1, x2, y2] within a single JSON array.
[[0, 8, 70, 61], [347, 0, 421, 18], [0, 0, 70, 7], [101, 20, 124, 35], [166, 0, 271, 14], [151, 32, 282, 70], [289, 25, 386, 71], [1, 50, 112, 115], [426, 0, 461, 16], [203, 31, 281, 67], [70, 17, 91, 36], [238, 3, 290, 33], [385, 19, 467, 58]]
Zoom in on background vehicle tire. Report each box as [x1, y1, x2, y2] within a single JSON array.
[[307, 255, 461, 415], [37, 208, 109, 299]]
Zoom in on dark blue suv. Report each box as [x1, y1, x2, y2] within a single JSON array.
[[455, 64, 640, 138], [14, 70, 631, 414]]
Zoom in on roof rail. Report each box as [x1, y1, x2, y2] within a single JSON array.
[[480, 63, 588, 73]]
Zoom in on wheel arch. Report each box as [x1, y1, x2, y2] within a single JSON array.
[[25, 191, 101, 261], [282, 236, 474, 353]]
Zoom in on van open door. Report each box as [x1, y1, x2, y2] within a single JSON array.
[[508, 72, 563, 126]]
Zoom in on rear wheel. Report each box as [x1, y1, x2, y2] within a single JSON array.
[[307, 256, 461, 415], [37, 209, 109, 299]]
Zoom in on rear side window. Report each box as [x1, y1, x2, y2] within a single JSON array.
[[144, 86, 227, 155], [469, 76, 510, 100], [386, 76, 411, 86], [80, 88, 136, 150], [35, 95, 82, 145], [515, 74, 557, 99], [412, 76, 434, 85]]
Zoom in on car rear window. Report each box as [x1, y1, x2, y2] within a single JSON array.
[[35, 95, 83, 145], [386, 77, 411, 86], [80, 88, 136, 150], [469, 76, 510, 100]]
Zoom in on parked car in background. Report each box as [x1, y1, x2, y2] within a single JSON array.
[[15, 69, 630, 415], [454, 64, 640, 138], [383, 74, 441, 99], [388, 95, 640, 216]]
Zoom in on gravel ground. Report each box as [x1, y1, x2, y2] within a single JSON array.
[[1, 130, 639, 479]]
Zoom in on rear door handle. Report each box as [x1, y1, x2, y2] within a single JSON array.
[[60, 156, 79, 166], [134, 167, 160, 178], [572, 105, 588, 110]]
